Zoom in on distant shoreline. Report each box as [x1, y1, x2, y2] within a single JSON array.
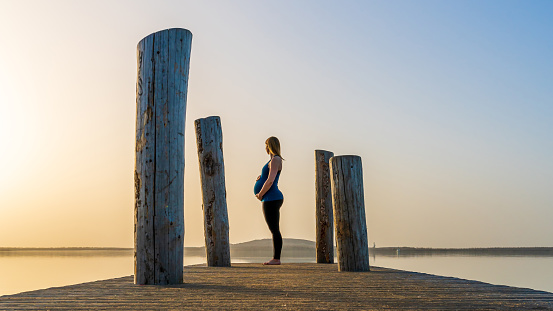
[[0, 247, 132, 251], [2, 238, 553, 257], [371, 247, 553, 257]]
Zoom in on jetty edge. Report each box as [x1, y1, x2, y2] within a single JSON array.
[[1, 263, 552, 310]]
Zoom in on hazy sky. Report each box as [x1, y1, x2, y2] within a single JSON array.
[[1, 0, 552, 248]]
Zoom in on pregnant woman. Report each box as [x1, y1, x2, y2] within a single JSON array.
[[254, 136, 284, 265]]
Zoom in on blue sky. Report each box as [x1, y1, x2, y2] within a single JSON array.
[[0, 0, 551, 247]]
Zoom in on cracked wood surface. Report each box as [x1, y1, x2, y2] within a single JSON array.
[[315, 150, 334, 264], [195, 116, 231, 267], [1, 264, 552, 310], [134, 28, 192, 284], [330, 155, 370, 272]]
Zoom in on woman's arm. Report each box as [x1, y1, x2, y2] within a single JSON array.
[[255, 156, 282, 200]]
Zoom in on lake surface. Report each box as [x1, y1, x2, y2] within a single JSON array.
[[372, 254, 553, 294], [1, 250, 552, 297]]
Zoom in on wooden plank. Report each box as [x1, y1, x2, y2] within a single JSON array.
[[134, 31, 156, 285], [153, 27, 170, 285], [314, 150, 334, 264], [134, 28, 192, 285], [330, 155, 370, 272], [195, 116, 231, 267], [2, 264, 552, 310], [167, 28, 190, 282]]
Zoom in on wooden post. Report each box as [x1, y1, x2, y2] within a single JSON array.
[[195, 116, 231, 267], [134, 28, 192, 285], [315, 150, 334, 263], [330, 155, 370, 272]]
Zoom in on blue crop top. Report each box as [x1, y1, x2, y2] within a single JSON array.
[[253, 159, 283, 202]]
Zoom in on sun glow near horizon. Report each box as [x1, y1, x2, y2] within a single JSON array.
[[1, 0, 552, 249]]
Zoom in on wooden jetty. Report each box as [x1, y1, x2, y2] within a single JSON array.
[[1, 263, 552, 310]]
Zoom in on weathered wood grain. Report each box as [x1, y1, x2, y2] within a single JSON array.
[[330, 155, 370, 272], [315, 150, 334, 264], [195, 116, 231, 267], [134, 28, 192, 284], [2, 264, 552, 310]]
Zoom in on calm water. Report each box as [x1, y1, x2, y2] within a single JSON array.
[[372, 254, 553, 293], [1, 251, 552, 297]]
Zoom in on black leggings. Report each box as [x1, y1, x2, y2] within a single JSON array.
[[262, 199, 284, 260]]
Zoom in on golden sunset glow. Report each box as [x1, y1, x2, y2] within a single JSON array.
[[1, 0, 552, 249]]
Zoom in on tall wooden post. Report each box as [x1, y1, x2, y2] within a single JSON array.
[[330, 155, 370, 272], [134, 28, 192, 285], [315, 150, 334, 263], [195, 116, 231, 267]]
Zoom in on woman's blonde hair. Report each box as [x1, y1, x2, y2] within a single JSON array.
[[265, 136, 284, 159]]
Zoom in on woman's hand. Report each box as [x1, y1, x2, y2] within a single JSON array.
[[255, 193, 263, 201], [256, 175, 261, 181]]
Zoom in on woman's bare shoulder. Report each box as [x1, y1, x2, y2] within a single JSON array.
[[271, 156, 283, 163], [270, 156, 283, 171]]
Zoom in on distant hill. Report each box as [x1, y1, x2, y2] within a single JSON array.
[[184, 238, 316, 257], [232, 238, 315, 249]]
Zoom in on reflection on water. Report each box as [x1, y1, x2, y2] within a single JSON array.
[[0, 252, 134, 297], [1, 250, 552, 297], [371, 254, 553, 294]]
